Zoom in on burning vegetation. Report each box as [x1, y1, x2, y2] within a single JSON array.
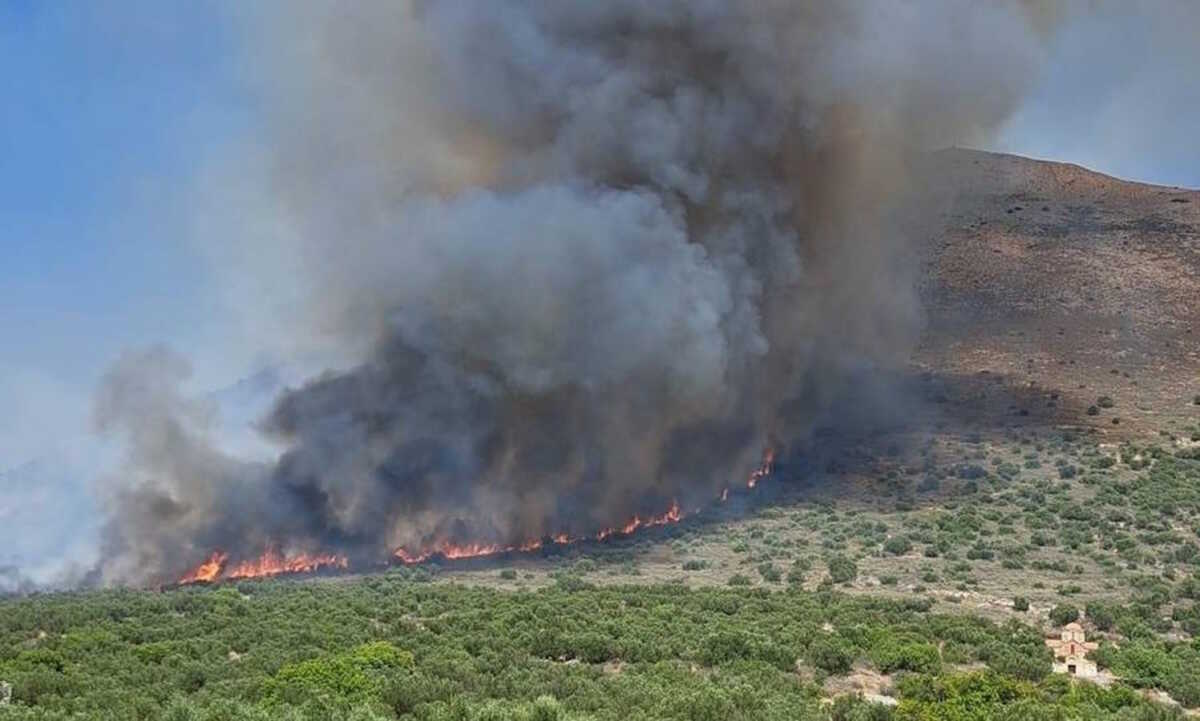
[[179, 451, 774, 584], [91, 1, 1051, 588], [178, 550, 348, 585]]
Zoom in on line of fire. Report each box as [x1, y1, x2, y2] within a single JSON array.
[[175, 448, 775, 586]]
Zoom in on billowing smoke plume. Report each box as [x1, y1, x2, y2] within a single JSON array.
[[95, 1, 1050, 585]]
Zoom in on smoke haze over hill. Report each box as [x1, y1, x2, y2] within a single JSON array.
[[87, 1, 1067, 584]]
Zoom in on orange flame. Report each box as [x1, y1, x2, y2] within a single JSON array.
[[182, 445, 778, 581], [395, 537, 550, 564], [224, 549, 347, 580], [747, 447, 775, 488], [394, 499, 687, 563], [595, 499, 682, 541], [177, 548, 346, 585], [178, 551, 228, 584]]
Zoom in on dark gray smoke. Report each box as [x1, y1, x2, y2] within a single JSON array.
[[95, 1, 1051, 585]]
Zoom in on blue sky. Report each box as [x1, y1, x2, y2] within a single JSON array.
[[0, 2, 250, 460], [993, 5, 1200, 190], [0, 3, 1197, 468], [0, 2, 244, 374]]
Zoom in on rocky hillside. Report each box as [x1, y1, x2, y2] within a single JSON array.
[[913, 149, 1200, 439]]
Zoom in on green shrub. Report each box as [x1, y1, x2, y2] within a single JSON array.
[[757, 563, 782, 583], [986, 648, 1051, 681], [530, 695, 563, 721], [827, 555, 858, 584], [883, 536, 913, 556], [871, 639, 940, 673], [1049, 604, 1079, 626], [1086, 602, 1116, 631], [265, 642, 412, 705], [829, 694, 894, 721], [808, 637, 854, 674], [966, 544, 994, 560], [553, 574, 595, 592]]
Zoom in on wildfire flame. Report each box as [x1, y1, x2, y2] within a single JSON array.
[[393, 500, 685, 564], [178, 551, 228, 584], [179, 447, 775, 583], [177, 548, 346, 585], [747, 447, 775, 489], [224, 549, 348, 580], [594, 499, 682, 541]]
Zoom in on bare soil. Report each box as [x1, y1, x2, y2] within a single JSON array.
[[913, 148, 1200, 439]]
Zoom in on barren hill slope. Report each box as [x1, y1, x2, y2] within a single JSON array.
[[913, 149, 1200, 438]]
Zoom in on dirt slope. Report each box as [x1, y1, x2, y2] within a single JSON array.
[[912, 148, 1200, 438]]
